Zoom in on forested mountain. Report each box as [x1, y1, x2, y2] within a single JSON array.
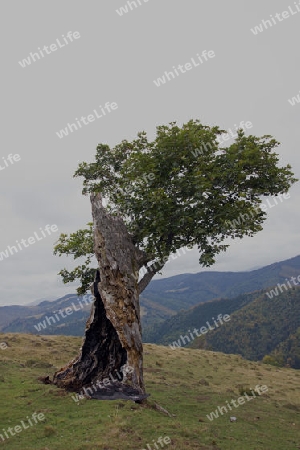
[[190, 287, 300, 369], [142, 290, 262, 344], [265, 327, 300, 368]]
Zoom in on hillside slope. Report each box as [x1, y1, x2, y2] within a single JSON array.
[[0, 333, 299, 449]]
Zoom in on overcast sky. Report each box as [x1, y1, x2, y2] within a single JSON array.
[[1, 0, 299, 306]]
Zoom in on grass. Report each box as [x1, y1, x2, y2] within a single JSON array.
[[0, 333, 299, 449]]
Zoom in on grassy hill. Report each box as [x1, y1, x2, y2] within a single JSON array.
[[0, 333, 299, 449]]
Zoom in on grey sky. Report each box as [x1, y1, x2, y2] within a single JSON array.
[[1, 0, 299, 306]]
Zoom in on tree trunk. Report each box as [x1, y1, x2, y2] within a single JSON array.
[[53, 193, 152, 400]]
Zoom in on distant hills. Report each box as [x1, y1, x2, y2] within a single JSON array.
[[0, 294, 93, 336], [1, 254, 300, 367], [141, 253, 300, 315]]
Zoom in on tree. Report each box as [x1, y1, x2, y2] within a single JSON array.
[[53, 120, 297, 398]]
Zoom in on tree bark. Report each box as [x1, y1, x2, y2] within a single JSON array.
[[53, 193, 155, 399]]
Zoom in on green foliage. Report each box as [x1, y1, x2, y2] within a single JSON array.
[[56, 120, 297, 293], [262, 355, 283, 367], [53, 223, 96, 294], [265, 327, 300, 368]]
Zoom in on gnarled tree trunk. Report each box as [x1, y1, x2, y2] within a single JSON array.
[[53, 193, 156, 400]]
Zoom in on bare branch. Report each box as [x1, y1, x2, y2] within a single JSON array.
[[138, 260, 164, 294]]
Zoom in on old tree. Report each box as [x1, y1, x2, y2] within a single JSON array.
[[53, 120, 296, 399]]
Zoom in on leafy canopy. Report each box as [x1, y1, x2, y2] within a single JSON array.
[[54, 120, 297, 294]]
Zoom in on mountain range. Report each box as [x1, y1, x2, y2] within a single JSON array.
[[1, 254, 300, 367]]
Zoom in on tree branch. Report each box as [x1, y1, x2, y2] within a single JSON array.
[[138, 261, 164, 294]]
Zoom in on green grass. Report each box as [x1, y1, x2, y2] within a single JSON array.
[[0, 333, 299, 449]]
